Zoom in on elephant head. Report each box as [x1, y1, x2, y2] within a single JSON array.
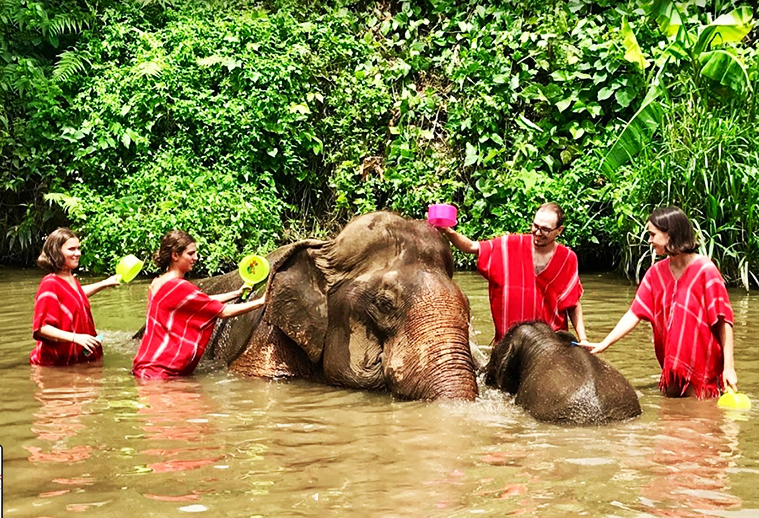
[[201, 211, 478, 401], [486, 321, 641, 425]]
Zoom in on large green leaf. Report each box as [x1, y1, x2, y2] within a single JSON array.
[[601, 86, 663, 177], [643, 0, 682, 38], [621, 18, 649, 70], [694, 7, 754, 55], [699, 49, 752, 96]]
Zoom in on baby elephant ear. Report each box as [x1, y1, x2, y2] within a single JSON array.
[[263, 240, 329, 363]]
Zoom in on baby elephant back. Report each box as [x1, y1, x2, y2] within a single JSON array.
[[486, 322, 641, 425]]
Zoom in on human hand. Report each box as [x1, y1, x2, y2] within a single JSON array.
[[239, 285, 253, 300], [103, 274, 122, 288], [723, 366, 738, 392], [72, 333, 101, 355], [579, 341, 610, 355]]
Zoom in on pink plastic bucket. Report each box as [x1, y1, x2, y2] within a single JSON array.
[[427, 204, 457, 227]]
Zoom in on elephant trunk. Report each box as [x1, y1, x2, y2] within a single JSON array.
[[382, 291, 478, 401]]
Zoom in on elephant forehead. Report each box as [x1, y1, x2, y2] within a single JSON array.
[[352, 269, 400, 284]]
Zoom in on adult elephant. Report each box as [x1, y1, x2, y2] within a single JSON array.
[[485, 321, 641, 425], [196, 211, 478, 401]]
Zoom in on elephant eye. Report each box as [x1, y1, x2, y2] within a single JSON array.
[[374, 291, 397, 312]]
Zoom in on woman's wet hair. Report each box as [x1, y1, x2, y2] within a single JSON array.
[[37, 228, 78, 273], [538, 202, 566, 227], [648, 206, 698, 255], [154, 230, 196, 271]]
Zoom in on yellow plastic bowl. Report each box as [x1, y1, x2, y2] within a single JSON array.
[[115, 254, 144, 283], [717, 388, 751, 410], [238, 254, 270, 286]]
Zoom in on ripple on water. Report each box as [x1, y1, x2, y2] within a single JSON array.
[[2, 269, 759, 517]]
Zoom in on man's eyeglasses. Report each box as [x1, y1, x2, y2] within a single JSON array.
[[531, 223, 560, 235]]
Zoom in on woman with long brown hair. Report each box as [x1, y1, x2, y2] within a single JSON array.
[[133, 230, 265, 378]]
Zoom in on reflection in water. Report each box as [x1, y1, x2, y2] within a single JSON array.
[[25, 365, 102, 464], [1, 270, 758, 516], [134, 379, 224, 502], [641, 400, 742, 517]]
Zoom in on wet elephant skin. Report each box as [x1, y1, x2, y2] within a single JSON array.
[[199, 211, 478, 401], [485, 321, 642, 425]]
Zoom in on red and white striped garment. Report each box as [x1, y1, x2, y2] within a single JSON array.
[[477, 234, 583, 342], [133, 278, 224, 379], [631, 256, 734, 399], [31, 274, 101, 365]]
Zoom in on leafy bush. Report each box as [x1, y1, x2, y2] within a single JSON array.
[[3, 0, 758, 288], [49, 148, 286, 275], [604, 1, 759, 288]]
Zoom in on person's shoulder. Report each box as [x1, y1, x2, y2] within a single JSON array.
[[38, 273, 63, 288], [694, 255, 722, 274], [35, 273, 60, 297], [554, 242, 578, 260], [640, 258, 668, 281], [504, 233, 530, 243], [150, 275, 187, 296]]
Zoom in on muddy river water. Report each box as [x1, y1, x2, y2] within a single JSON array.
[[1, 268, 757, 517]]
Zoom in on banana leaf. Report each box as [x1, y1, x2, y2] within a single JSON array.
[[699, 49, 753, 96], [643, 0, 682, 38], [621, 18, 649, 70], [694, 7, 754, 55], [601, 85, 663, 178]]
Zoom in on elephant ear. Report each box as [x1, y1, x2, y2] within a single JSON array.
[[263, 239, 329, 363]]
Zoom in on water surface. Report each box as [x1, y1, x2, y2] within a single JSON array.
[[1, 268, 758, 517]]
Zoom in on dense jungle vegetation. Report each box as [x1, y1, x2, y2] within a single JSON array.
[[2, 0, 758, 288]]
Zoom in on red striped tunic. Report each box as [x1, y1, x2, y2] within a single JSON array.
[[477, 234, 583, 342], [631, 256, 733, 399], [31, 274, 101, 365], [133, 278, 224, 379]]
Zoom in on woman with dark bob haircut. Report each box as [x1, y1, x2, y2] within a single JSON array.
[[133, 230, 266, 378], [31, 228, 120, 365], [583, 207, 738, 399]]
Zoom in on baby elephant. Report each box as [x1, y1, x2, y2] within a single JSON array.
[[486, 321, 641, 425]]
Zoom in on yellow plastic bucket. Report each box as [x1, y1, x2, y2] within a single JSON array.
[[115, 254, 144, 283], [238, 254, 270, 286], [717, 388, 751, 410]]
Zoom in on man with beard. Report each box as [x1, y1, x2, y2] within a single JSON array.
[[441, 203, 588, 344]]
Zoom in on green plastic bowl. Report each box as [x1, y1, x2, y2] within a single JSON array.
[[238, 254, 270, 286], [116, 254, 144, 283]]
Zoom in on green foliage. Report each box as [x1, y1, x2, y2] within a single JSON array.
[[332, 0, 642, 261], [2, 0, 758, 288], [603, 1, 755, 174], [48, 149, 287, 275], [610, 104, 759, 289], [1, 0, 98, 263], [604, 0, 759, 289]]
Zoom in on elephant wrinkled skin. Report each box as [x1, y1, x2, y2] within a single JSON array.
[[198, 211, 478, 401], [485, 321, 641, 425]]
